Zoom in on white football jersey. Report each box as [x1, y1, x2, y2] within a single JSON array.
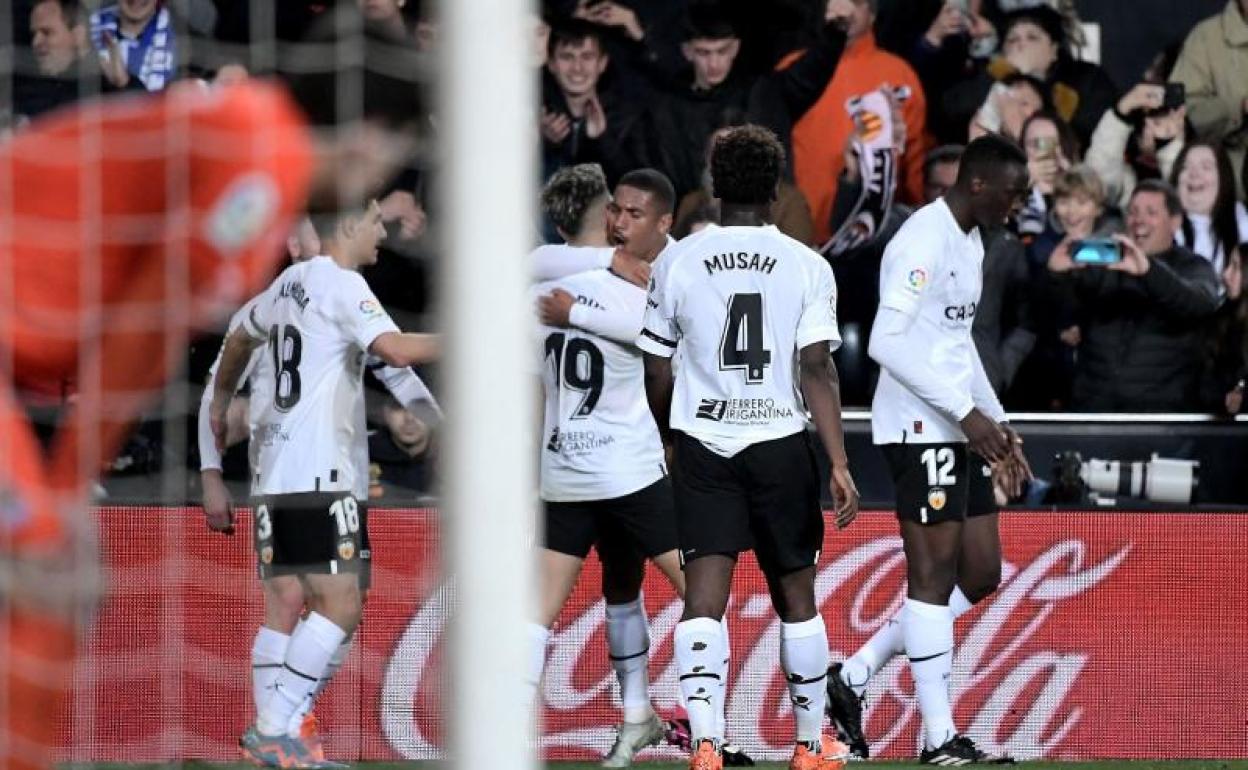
[[872, 198, 985, 445], [243, 256, 399, 495], [535, 269, 666, 502], [637, 224, 841, 457]]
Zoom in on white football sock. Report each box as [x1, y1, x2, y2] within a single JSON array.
[[780, 615, 830, 743], [251, 626, 290, 716], [674, 617, 726, 742], [717, 616, 730, 737], [904, 598, 956, 750], [256, 612, 346, 736], [524, 623, 550, 710], [287, 635, 354, 736], [605, 597, 654, 724], [841, 584, 977, 698], [948, 584, 974, 617]]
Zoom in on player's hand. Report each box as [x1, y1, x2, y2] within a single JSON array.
[[201, 470, 236, 535], [610, 248, 651, 288], [992, 424, 1032, 500], [538, 288, 576, 327], [960, 408, 1010, 464], [829, 464, 860, 529]]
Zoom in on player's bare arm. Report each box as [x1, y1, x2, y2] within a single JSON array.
[[798, 342, 859, 529], [210, 327, 264, 452], [642, 352, 675, 446], [369, 331, 441, 368]]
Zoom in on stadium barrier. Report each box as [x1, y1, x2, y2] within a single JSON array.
[[59, 507, 1247, 762]]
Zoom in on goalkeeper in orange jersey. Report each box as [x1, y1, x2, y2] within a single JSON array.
[[0, 9, 425, 768]]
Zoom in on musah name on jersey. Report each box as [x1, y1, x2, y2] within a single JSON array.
[[703, 252, 777, 276]]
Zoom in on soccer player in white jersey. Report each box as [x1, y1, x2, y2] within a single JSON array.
[[639, 125, 859, 770], [198, 217, 439, 765], [209, 200, 438, 767], [823, 134, 1030, 766]]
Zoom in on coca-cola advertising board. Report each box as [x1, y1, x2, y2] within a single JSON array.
[[60, 507, 1247, 761]]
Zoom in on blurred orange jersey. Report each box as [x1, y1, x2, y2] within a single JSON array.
[[1, 81, 314, 550]]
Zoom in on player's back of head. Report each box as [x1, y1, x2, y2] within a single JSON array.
[[955, 133, 1028, 187], [542, 163, 610, 239], [710, 125, 783, 207]]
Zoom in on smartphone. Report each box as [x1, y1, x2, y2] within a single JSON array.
[[1071, 238, 1122, 265], [1029, 135, 1058, 159], [1147, 83, 1185, 116]]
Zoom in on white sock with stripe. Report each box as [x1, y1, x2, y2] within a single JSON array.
[[674, 617, 726, 743], [256, 612, 346, 736], [904, 598, 956, 750], [605, 597, 654, 724], [780, 615, 830, 742]]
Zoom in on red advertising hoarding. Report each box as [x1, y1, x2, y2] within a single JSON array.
[[59, 508, 1247, 762]]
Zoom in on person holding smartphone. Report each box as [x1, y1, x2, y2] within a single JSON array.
[[1048, 180, 1222, 412]]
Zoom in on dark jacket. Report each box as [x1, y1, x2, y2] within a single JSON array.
[[1065, 245, 1222, 412], [973, 227, 1036, 395], [943, 53, 1118, 148], [624, 23, 847, 202], [13, 57, 146, 122], [540, 74, 640, 186], [368, 430, 434, 500]]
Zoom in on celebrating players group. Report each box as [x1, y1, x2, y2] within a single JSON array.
[[0, 47, 1031, 770], [201, 121, 1033, 767]]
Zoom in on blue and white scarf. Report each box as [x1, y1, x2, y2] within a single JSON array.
[[90, 4, 176, 91]]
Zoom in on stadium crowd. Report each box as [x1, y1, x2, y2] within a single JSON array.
[[5, 0, 1248, 493]]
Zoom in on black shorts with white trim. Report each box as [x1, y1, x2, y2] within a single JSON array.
[[252, 491, 371, 588], [881, 442, 997, 525], [543, 477, 679, 561], [671, 430, 823, 574]]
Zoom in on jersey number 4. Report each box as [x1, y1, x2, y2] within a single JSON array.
[[545, 333, 604, 418], [719, 293, 772, 383], [269, 324, 302, 411]]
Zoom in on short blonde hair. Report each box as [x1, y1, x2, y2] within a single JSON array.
[[1053, 165, 1106, 207]]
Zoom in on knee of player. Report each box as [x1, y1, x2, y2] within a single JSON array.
[[959, 570, 1001, 604]]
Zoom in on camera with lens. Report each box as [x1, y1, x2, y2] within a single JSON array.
[[1050, 451, 1199, 505]]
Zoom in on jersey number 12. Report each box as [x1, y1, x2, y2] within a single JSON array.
[[720, 293, 772, 383]]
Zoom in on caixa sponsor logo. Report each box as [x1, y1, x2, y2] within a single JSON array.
[[379, 536, 1130, 761], [944, 302, 977, 322]]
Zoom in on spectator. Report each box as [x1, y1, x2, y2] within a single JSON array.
[[947, 5, 1117, 148], [966, 72, 1046, 144], [922, 142, 963, 203], [1205, 246, 1247, 413], [1015, 165, 1119, 409], [1171, 0, 1248, 199], [1049, 180, 1222, 412], [359, 0, 409, 38], [908, 0, 1004, 143], [672, 124, 816, 244], [13, 0, 144, 121], [1169, 140, 1248, 276], [1015, 109, 1080, 238], [1086, 80, 1187, 211], [788, 0, 930, 246], [625, 0, 852, 203], [541, 20, 638, 185], [368, 394, 436, 499], [90, 0, 177, 91]]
